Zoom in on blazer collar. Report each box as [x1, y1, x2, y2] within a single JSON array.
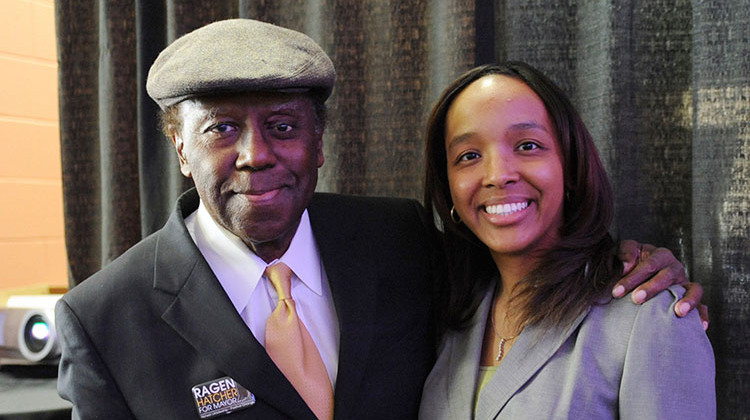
[[308, 194, 378, 419], [440, 285, 494, 418], [474, 288, 590, 419], [442, 282, 590, 419], [154, 189, 317, 419]]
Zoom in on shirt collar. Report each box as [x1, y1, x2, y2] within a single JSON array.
[[190, 201, 323, 313], [276, 210, 324, 296]]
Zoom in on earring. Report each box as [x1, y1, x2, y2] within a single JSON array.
[[450, 206, 461, 223]]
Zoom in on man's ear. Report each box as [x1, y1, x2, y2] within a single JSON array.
[[172, 132, 192, 178], [316, 133, 325, 168]]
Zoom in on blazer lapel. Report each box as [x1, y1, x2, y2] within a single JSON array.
[[153, 191, 316, 419], [438, 286, 495, 418], [475, 304, 590, 419], [308, 195, 378, 419]]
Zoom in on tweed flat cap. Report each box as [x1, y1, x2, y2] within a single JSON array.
[[146, 19, 335, 109]]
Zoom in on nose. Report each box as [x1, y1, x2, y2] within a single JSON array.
[[235, 125, 276, 170], [483, 150, 519, 188]]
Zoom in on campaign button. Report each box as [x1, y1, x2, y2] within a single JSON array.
[[191, 376, 255, 418]]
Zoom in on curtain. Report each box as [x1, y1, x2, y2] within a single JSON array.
[[55, 0, 748, 416]]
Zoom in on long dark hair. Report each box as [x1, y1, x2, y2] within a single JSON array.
[[424, 61, 621, 332]]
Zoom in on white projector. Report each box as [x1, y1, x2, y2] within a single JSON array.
[[0, 295, 62, 365]]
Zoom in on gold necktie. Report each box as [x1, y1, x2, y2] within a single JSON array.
[[264, 262, 334, 420]]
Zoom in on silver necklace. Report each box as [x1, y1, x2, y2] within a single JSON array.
[[490, 303, 520, 361]]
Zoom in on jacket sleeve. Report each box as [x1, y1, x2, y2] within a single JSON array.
[[56, 298, 136, 419], [619, 285, 716, 419]]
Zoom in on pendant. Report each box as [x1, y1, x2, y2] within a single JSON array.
[[495, 337, 508, 361]]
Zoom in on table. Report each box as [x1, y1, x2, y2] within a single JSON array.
[[0, 365, 71, 419]]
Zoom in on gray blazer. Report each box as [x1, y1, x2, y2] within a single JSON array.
[[419, 282, 715, 419]]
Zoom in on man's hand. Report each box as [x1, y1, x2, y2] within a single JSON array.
[[612, 240, 709, 330]]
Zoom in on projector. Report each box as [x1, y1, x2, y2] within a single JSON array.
[[0, 295, 62, 365]]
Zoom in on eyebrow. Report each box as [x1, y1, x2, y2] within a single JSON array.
[[508, 121, 550, 133], [446, 132, 474, 151], [201, 94, 308, 112], [447, 121, 550, 149], [201, 101, 305, 122], [268, 99, 310, 115]]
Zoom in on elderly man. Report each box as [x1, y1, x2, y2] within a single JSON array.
[[55, 19, 700, 419]]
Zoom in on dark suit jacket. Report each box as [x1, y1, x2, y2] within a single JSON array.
[[56, 189, 438, 419]]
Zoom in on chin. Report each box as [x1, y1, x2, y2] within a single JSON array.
[[485, 235, 545, 256]]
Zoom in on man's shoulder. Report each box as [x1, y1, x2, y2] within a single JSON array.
[[62, 230, 164, 308], [65, 190, 199, 305], [311, 192, 424, 216], [310, 193, 432, 234], [312, 191, 420, 204], [309, 193, 437, 258]]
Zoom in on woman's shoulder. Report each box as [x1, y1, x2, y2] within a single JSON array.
[[592, 284, 685, 313], [585, 284, 705, 342], [592, 284, 684, 316], [586, 288, 716, 417]]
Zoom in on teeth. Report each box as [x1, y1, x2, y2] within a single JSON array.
[[485, 201, 528, 216]]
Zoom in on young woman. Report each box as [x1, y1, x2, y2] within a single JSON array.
[[419, 62, 715, 418]]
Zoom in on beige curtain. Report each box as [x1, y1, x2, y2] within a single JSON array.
[[56, 0, 748, 415]]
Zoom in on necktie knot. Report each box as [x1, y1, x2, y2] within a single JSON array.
[[265, 262, 293, 301]]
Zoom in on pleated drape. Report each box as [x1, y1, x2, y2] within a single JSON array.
[[55, 0, 748, 416], [691, 3, 748, 413]]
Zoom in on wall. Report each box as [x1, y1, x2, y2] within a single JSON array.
[[0, 0, 66, 291]]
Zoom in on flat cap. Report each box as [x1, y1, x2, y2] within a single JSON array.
[[146, 19, 335, 109]]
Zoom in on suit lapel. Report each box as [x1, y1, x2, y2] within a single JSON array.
[[475, 304, 590, 419], [308, 195, 378, 419], [153, 190, 316, 419]]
